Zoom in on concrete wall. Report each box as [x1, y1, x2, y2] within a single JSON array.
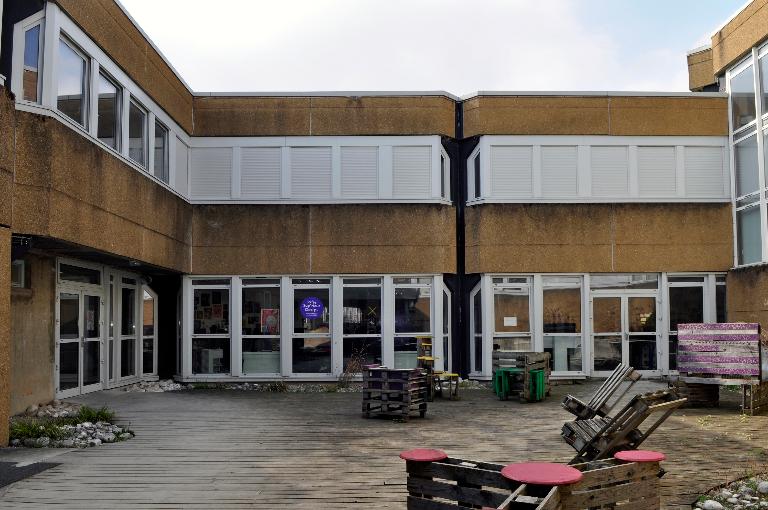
[[465, 203, 733, 274], [462, 95, 729, 138], [191, 204, 456, 275], [711, 0, 768, 76], [10, 254, 54, 415], [0, 227, 10, 445], [53, 0, 194, 133], [8, 103, 192, 273], [192, 95, 456, 137], [688, 48, 717, 91]]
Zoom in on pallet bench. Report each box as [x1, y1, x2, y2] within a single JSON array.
[[492, 352, 551, 402], [362, 366, 428, 420], [561, 389, 686, 464], [401, 448, 666, 509], [676, 322, 768, 415], [561, 363, 641, 420]]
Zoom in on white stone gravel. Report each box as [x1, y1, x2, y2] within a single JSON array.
[[698, 477, 768, 510], [11, 421, 134, 449]]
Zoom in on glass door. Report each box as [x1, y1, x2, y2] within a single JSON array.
[[291, 279, 332, 375], [119, 278, 139, 383], [591, 294, 659, 376], [56, 289, 104, 398]]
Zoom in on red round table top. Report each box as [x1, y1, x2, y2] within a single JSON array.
[[614, 450, 666, 463], [399, 449, 448, 462], [501, 463, 583, 486]]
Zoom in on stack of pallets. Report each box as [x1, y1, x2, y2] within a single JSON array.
[[362, 367, 428, 420]]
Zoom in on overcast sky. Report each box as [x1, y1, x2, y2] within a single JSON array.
[[119, 0, 745, 95]]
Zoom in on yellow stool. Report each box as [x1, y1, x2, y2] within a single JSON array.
[[440, 373, 460, 400]]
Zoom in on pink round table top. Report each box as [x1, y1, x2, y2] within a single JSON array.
[[501, 463, 583, 486], [399, 448, 448, 462], [614, 450, 666, 463]]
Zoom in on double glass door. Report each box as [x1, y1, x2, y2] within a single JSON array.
[[57, 289, 104, 398], [591, 294, 659, 376]]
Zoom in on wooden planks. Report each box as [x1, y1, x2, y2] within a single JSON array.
[[678, 323, 761, 379]]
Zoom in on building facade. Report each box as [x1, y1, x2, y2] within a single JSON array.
[[0, 0, 765, 444]]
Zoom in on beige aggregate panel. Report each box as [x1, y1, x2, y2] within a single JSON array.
[[687, 49, 717, 91], [727, 266, 768, 328], [191, 204, 456, 275], [0, 227, 10, 445], [10, 255, 55, 416], [192, 96, 456, 137], [465, 203, 733, 274], [462, 95, 728, 137], [0, 91, 15, 227], [711, 0, 768, 75]]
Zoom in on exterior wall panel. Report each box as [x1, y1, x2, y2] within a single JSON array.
[[727, 265, 768, 326], [711, 0, 768, 75], [688, 48, 717, 91], [0, 227, 10, 445], [465, 203, 733, 274]]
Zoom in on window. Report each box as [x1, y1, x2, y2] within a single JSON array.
[[473, 153, 481, 199], [59, 263, 101, 285], [128, 100, 147, 167], [342, 278, 382, 370], [543, 276, 582, 373], [442, 287, 451, 372], [11, 260, 25, 288], [667, 281, 704, 372], [731, 65, 756, 132], [493, 278, 532, 352], [440, 152, 450, 200], [292, 280, 331, 373], [192, 281, 231, 375], [57, 38, 88, 127], [394, 278, 432, 369], [716, 276, 727, 323], [23, 25, 42, 103], [97, 73, 120, 150], [142, 289, 156, 375], [241, 279, 281, 374], [154, 120, 169, 183], [470, 284, 482, 373]]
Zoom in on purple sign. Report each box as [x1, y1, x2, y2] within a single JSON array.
[[299, 297, 324, 319]]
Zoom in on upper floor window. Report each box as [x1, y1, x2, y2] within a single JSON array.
[[731, 65, 756, 132], [22, 25, 42, 103], [97, 72, 120, 150], [154, 120, 169, 183], [128, 100, 147, 167], [57, 38, 88, 127]]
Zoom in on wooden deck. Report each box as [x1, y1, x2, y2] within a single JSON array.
[[0, 380, 766, 509]]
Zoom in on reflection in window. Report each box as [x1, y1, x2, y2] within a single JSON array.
[[343, 286, 381, 335], [343, 338, 381, 370], [292, 337, 331, 373], [590, 274, 658, 290], [472, 288, 482, 373], [493, 281, 532, 352], [473, 154, 481, 198], [60, 263, 101, 285], [57, 39, 87, 126], [23, 25, 41, 103], [97, 73, 120, 150], [543, 277, 582, 372], [735, 135, 759, 198], [193, 288, 230, 334], [731, 66, 756, 131], [394, 287, 431, 333], [394, 337, 418, 369], [154, 121, 169, 182], [242, 284, 280, 374], [128, 101, 147, 166], [737, 206, 761, 265], [121, 287, 136, 336], [192, 338, 230, 374], [716, 279, 727, 323], [668, 286, 703, 371]]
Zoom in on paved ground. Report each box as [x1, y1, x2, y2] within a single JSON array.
[[0, 380, 766, 509]]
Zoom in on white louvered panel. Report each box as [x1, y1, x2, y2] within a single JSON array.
[[541, 146, 577, 197], [240, 147, 281, 199], [175, 139, 189, 195], [591, 146, 629, 196], [290, 147, 332, 199], [341, 146, 378, 198], [637, 146, 676, 197], [491, 146, 532, 197], [190, 147, 232, 199], [685, 146, 725, 197], [392, 146, 431, 198]]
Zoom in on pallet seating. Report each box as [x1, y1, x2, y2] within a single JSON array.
[[561, 389, 686, 464], [492, 352, 551, 402], [561, 364, 641, 420], [400, 448, 666, 509], [362, 366, 428, 420]]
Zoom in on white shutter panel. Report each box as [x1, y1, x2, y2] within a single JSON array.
[[491, 146, 532, 198], [685, 146, 725, 198], [591, 146, 628, 196], [341, 146, 378, 198], [541, 146, 577, 197], [638, 146, 676, 197], [240, 147, 281, 199], [393, 146, 431, 198], [190, 147, 232, 199], [290, 147, 332, 199], [174, 139, 189, 195]]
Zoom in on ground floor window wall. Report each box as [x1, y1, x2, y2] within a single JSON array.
[[471, 273, 726, 378], [181, 275, 450, 379]]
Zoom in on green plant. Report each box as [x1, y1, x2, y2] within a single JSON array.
[[10, 419, 68, 441], [76, 405, 115, 423]]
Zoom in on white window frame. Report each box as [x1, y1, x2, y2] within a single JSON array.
[[56, 34, 90, 129], [127, 98, 148, 168], [467, 145, 482, 201], [141, 286, 159, 378], [95, 69, 122, 152], [341, 277, 383, 373], [392, 277, 434, 370], [11, 11, 45, 106], [540, 275, 586, 377], [469, 282, 483, 376], [240, 277, 282, 377], [189, 278, 233, 378], [153, 119, 170, 183]]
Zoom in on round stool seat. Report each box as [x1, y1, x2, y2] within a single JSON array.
[[614, 450, 666, 463], [501, 463, 583, 486], [399, 449, 448, 462]]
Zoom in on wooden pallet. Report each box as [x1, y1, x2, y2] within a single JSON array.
[[362, 367, 428, 420], [743, 381, 768, 415], [670, 379, 720, 407], [403, 455, 663, 509], [493, 351, 552, 402]]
